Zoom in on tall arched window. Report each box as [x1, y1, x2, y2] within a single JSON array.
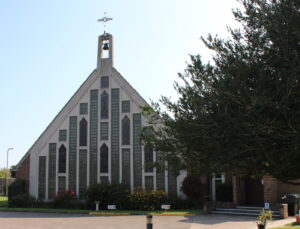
[[100, 144, 108, 173], [58, 145, 67, 173], [101, 91, 109, 119], [122, 116, 130, 145], [79, 118, 88, 146]]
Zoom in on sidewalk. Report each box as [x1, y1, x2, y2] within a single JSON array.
[[266, 217, 295, 228], [190, 214, 295, 229]]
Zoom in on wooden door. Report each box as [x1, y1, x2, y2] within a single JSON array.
[[245, 177, 264, 206]]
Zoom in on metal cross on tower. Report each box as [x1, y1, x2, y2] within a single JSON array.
[[98, 12, 113, 35]]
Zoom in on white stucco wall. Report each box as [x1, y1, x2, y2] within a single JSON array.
[[27, 33, 184, 199]]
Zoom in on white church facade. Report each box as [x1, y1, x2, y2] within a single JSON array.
[[15, 33, 185, 200]]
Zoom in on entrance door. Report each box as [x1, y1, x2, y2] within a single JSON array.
[[245, 177, 264, 206]]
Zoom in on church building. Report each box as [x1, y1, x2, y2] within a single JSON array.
[[15, 32, 182, 200]]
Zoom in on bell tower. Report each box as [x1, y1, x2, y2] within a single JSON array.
[[97, 33, 114, 70], [97, 14, 113, 71]]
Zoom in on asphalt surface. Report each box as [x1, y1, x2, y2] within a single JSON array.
[[0, 211, 293, 229]]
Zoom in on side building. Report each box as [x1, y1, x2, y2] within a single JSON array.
[[15, 33, 183, 200]]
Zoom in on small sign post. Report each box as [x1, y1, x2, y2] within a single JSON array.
[[161, 204, 171, 211], [107, 205, 117, 210], [264, 202, 270, 210], [95, 201, 100, 211]]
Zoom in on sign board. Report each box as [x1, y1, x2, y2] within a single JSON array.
[[264, 202, 270, 209], [161, 205, 171, 210], [107, 205, 117, 210]]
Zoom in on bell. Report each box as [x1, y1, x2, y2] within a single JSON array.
[[103, 43, 109, 50]]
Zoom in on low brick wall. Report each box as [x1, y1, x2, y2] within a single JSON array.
[[15, 154, 30, 193]]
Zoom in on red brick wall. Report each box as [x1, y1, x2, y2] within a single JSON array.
[[232, 175, 246, 205], [16, 154, 30, 193], [277, 179, 300, 201], [263, 176, 278, 204], [262, 176, 300, 210]]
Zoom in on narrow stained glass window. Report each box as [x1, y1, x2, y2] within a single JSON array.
[[100, 144, 109, 173], [101, 91, 109, 119], [79, 118, 88, 146], [122, 116, 130, 145], [80, 103, 88, 115], [100, 122, 109, 140], [144, 145, 153, 172], [101, 76, 109, 88], [122, 101, 130, 113], [59, 129, 67, 141], [58, 145, 67, 173]]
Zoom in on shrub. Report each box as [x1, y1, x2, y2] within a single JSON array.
[[54, 190, 78, 208], [216, 183, 233, 201], [86, 183, 130, 209], [9, 193, 36, 208], [167, 197, 198, 209], [181, 176, 206, 205], [129, 188, 167, 210], [8, 179, 25, 201]]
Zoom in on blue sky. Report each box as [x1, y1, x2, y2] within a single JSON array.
[[0, 0, 241, 168]]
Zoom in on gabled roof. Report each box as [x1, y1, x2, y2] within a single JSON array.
[[112, 67, 149, 107], [16, 69, 98, 168], [16, 66, 150, 169]]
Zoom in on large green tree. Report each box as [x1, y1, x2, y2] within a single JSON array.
[[0, 168, 11, 178], [143, 0, 300, 183]]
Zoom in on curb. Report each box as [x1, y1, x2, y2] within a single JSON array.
[[89, 212, 197, 216], [89, 212, 130, 215], [0, 208, 90, 214], [0, 208, 198, 216], [151, 213, 196, 216]]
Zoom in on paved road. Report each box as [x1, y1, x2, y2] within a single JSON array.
[[0, 212, 292, 229]]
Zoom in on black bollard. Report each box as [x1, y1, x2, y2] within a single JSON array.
[[146, 214, 153, 229]]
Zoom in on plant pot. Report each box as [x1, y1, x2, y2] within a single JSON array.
[[257, 224, 265, 229], [296, 215, 300, 224]]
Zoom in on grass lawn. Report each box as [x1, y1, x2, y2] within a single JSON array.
[[89, 209, 201, 215], [0, 196, 8, 207], [0, 207, 91, 214], [0, 205, 200, 215], [271, 222, 300, 229], [271, 227, 300, 229], [0, 196, 200, 215]]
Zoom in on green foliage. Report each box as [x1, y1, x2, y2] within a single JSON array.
[[54, 190, 78, 208], [0, 168, 11, 178], [129, 188, 167, 210], [167, 197, 198, 209], [8, 179, 25, 200], [216, 183, 233, 202], [86, 183, 130, 209], [257, 209, 272, 226], [142, 0, 300, 183], [86, 183, 170, 210], [181, 176, 206, 204], [9, 194, 36, 208], [270, 227, 300, 229], [0, 196, 8, 207]]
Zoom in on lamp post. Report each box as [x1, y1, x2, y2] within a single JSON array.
[[6, 148, 13, 196]]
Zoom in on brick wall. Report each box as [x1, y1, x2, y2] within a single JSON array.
[[277, 179, 300, 201], [232, 175, 300, 208], [15, 154, 30, 193], [232, 175, 246, 205], [263, 176, 278, 205]]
